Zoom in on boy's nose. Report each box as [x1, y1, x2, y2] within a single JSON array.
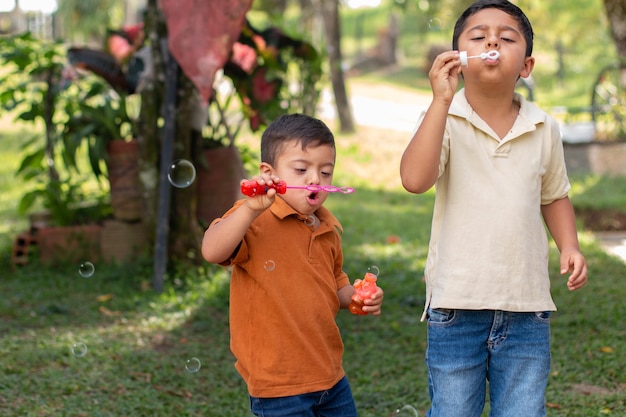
[[308, 172, 320, 185], [487, 35, 499, 49]]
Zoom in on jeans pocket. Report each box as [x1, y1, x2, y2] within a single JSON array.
[[531, 311, 551, 324], [427, 308, 456, 327]]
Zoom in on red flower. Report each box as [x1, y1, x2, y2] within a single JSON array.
[[251, 67, 278, 104], [231, 42, 257, 74]]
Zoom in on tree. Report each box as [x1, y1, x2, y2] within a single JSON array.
[[603, 0, 626, 60], [316, 0, 355, 133]]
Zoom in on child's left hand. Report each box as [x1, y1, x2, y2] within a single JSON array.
[[361, 287, 384, 315], [560, 248, 588, 291]]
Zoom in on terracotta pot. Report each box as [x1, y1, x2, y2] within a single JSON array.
[[196, 146, 247, 225], [106, 140, 142, 221], [35, 224, 102, 265]]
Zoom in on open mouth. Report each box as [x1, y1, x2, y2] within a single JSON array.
[[307, 191, 320, 205]]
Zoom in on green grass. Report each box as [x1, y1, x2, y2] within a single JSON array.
[[1, 124, 625, 416], [569, 174, 626, 211]]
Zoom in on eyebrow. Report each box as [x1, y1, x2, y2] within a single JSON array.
[[291, 159, 335, 167], [467, 24, 521, 35]]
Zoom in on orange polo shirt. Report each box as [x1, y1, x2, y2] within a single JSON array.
[[215, 197, 350, 397]]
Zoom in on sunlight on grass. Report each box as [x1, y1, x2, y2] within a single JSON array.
[[569, 175, 626, 210]]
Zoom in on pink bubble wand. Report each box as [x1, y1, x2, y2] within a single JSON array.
[[240, 179, 354, 197]]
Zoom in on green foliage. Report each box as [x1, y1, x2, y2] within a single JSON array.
[[16, 174, 109, 227], [0, 32, 66, 124], [61, 78, 133, 179], [55, 0, 125, 44], [0, 33, 128, 225]]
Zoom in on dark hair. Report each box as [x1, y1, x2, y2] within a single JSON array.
[[452, 0, 534, 57], [260, 113, 335, 165]]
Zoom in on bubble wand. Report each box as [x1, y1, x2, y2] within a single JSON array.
[[459, 49, 499, 66], [240, 179, 354, 197]]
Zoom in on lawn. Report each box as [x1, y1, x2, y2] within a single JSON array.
[[1, 115, 625, 416]]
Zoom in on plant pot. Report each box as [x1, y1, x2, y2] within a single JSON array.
[[35, 224, 102, 265], [107, 139, 142, 221], [196, 146, 247, 226]]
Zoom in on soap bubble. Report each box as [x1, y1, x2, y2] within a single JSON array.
[[393, 405, 419, 417], [368, 265, 380, 277], [168, 159, 196, 188], [428, 18, 442, 31], [264, 260, 276, 272], [304, 214, 315, 227], [185, 357, 201, 373], [71, 342, 88, 357], [78, 262, 95, 278]]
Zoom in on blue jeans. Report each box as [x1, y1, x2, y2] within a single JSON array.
[[249, 376, 358, 417], [425, 309, 551, 417]]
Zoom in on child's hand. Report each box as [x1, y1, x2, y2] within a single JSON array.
[[361, 287, 384, 316], [429, 50, 462, 105], [560, 248, 588, 291], [242, 174, 281, 213]]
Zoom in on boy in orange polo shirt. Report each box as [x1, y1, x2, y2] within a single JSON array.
[[202, 113, 384, 417]]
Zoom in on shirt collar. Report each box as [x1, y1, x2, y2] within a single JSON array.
[[449, 88, 547, 141], [269, 196, 343, 233]]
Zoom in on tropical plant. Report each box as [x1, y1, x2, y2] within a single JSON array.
[[0, 33, 114, 225], [60, 77, 134, 179]]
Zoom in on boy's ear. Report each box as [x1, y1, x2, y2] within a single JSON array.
[[520, 56, 535, 79], [260, 162, 274, 175]]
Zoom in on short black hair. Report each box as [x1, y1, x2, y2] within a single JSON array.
[[260, 113, 335, 166], [452, 0, 534, 57]]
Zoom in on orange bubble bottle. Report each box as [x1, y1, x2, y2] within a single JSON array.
[[349, 271, 379, 315]]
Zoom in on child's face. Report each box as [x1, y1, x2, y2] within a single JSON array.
[[263, 140, 336, 215], [457, 8, 534, 84]]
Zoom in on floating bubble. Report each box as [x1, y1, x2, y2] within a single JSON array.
[[71, 342, 88, 357], [428, 18, 442, 31], [185, 357, 201, 373], [168, 159, 196, 188], [264, 260, 276, 272], [393, 405, 419, 417], [304, 214, 315, 227], [368, 265, 380, 277], [78, 262, 95, 278]]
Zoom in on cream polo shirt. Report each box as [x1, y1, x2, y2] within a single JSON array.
[[421, 89, 570, 318]]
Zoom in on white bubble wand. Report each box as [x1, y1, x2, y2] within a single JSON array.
[[459, 50, 500, 66]]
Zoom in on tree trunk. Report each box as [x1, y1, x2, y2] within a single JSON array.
[[317, 0, 355, 133], [604, 0, 626, 59], [169, 75, 203, 263], [137, 0, 162, 247], [140, 0, 202, 264]]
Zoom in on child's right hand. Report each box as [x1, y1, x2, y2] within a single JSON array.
[[242, 174, 280, 213], [429, 50, 462, 105]]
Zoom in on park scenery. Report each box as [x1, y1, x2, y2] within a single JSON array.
[[1, 0, 625, 416]]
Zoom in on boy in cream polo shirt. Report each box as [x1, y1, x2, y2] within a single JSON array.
[[400, 1, 588, 416]]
